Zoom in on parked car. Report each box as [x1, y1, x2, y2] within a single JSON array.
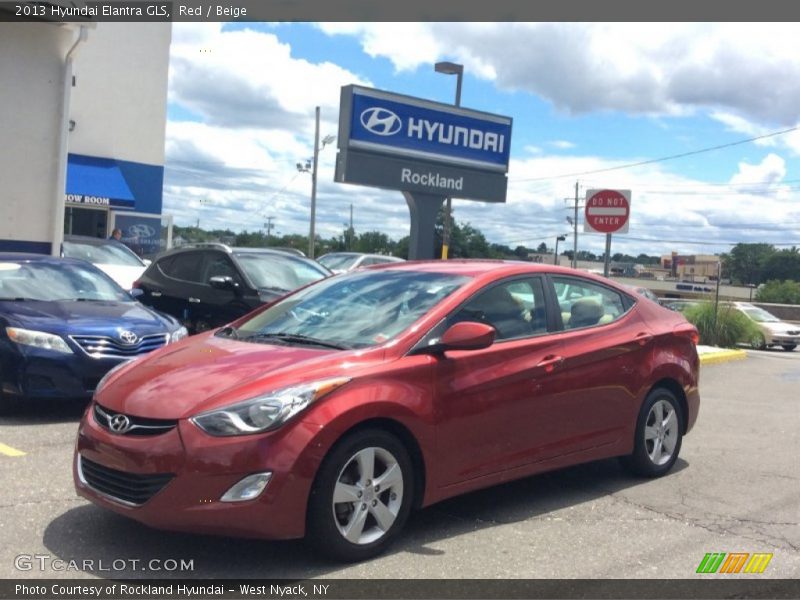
[[62, 235, 148, 290], [732, 302, 799, 351], [317, 252, 405, 274], [0, 254, 187, 412], [133, 243, 330, 333], [75, 261, 700, 561]]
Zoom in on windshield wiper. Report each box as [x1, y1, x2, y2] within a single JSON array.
[[242, 332, 349, 350]]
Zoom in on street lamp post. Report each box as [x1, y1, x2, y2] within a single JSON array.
[[434, 61, 463, 260], [554, 234, 567, 266], [299, 106, 335, 259]]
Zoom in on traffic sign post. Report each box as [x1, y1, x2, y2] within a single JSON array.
[[584, 189, 631, 277]]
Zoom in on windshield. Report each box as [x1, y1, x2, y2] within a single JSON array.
[[235, 253, 328, 291], [63, 240, 145, 267], [0, 260, 130, 302], [318, 254, 360, 271], [741, 307, 780, 323], [235, 270, 470, 349]]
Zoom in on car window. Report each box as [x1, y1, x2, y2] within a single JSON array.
[[62, 240, 145, 267], [236, 270, 469, 349], [159, 251, 205, 283], [235, 253, 327, 291], [204, 252, 243, 286], [318, 254, 360, 271], [0, 260, 129, 302], [450, 277, 547, 341], [552, 276, 627, 330]]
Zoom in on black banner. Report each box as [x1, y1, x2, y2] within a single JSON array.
[[2, 579, 800, 600]]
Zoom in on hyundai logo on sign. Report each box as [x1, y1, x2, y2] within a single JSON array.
[[360, 107, 403, 136], [344, 86, 512, 172]]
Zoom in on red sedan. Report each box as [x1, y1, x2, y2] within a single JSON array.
[[74, 261, 700, 561]]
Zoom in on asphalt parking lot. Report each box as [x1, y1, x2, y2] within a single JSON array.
[[0, 349, 798, 581]]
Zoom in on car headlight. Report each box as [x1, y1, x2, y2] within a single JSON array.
[[191, 377, 350, 437], [5, 327, 73, 354], [170, 326, 188, 343]]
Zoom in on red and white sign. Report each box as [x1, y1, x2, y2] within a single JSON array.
[[584, 189, 631, 234]]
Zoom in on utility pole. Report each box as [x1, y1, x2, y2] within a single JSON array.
[[308, 106, 321, 259], [573, 180, 579, 269], [349, 203, 354, 250], [264, 216, 275, 245]]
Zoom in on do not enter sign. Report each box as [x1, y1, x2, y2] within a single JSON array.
[[584, 189, 631, 234]]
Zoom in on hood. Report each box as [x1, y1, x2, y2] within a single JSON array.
[[94, 264, 146, 290], [95, 332, 386, 420], [761, 321, 800, 334], [1, 299, 174, 337]]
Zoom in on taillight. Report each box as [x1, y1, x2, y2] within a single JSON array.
[[132, 280, 142, 289], [673, 323, 700, 345]]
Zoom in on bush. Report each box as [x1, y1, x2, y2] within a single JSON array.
[[755, 280, 800, 305], [684, 302, 760, 348]]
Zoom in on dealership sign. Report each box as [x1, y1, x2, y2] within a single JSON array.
[[336, 85, 512, 202]]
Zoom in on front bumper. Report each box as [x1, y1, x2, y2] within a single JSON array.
[[74, 403, 325, 540], [1, 343, 120, 400]]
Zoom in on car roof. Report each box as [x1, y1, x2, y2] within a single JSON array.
[[366, 259, 602, 279], [63, 235, 119, 246]]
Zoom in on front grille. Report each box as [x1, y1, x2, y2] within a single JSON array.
[[79, 456, 173, 506], [787, 330, 800, 336], [94, 403, 177, 436], [70, 333, 168, 359]]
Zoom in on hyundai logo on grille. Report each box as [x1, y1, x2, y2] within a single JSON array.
[[360, 107, 402, 136], [118, 330, 138, 345], [109, 414, 132, 434]]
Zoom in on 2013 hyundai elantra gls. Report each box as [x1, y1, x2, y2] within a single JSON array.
[[75, 261, 700, 561]]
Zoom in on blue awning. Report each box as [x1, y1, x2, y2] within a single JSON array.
[[66, 154, 134, 203]]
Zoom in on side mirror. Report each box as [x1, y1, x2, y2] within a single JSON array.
[[435, 321, 495, 353], [129, 288, 144, 299], [209, 275, 239, 291]]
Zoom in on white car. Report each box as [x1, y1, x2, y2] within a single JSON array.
[[733, 302, 799, 352], [317, 252, 405, 274], [62, 235, 147, 291]]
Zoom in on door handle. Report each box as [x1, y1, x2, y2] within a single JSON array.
[[188, 297, 201, 304], [634, 332, 654, 346], [150, 291, 162, 297], [537, 355, 564, 373]]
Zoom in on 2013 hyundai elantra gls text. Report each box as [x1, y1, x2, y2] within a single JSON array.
[[75, 261, 700, 561]]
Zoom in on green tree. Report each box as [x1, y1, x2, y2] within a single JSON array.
[[755, 280, 800, 304], [355, 231, 391, 254], [761, 248, 800, 282], [724, 243, 776, 284]]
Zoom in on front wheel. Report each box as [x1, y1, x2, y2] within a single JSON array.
[[622, 388, 683, 478], [306, 429, 413, 562], [750, 333, 767, 350]]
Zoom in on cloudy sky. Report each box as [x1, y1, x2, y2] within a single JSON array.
[[163, 23, 800, 257]]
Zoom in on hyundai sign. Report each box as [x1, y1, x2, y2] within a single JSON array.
[[336, 85, 512, 203]]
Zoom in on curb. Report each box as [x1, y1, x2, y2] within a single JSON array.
[[699, 349, 748, 366]]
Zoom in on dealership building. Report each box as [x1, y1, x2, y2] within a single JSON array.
[[0, 13, 171, 255]]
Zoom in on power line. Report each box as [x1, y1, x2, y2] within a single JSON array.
[[513, 126, 799, 183]]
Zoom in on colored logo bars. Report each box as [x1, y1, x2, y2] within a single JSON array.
[[696, 552, 773, 574]]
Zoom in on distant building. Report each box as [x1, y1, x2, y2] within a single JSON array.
[[661, 253, 720, 281]]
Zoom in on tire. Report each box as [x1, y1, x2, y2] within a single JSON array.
[[306, 429, 413, 562], [622, 388, 683, 478], [783, 344, 796, 352], [750, 333, 767, 350]]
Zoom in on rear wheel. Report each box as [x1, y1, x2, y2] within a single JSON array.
[[622, 388, 683, 478], [783, 344, 796, 352], [306, 429, 413, 562]]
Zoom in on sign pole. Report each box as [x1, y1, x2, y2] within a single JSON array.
[[603, 234, 612, 277]]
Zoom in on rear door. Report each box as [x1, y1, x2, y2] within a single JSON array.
[[545, 275, 653, 451], [152, 250, 207, 327]]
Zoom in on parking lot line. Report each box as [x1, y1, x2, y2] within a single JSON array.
[[0, 442, 26, 457]]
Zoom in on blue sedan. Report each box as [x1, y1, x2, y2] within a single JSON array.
[[0, 253, 187, 411]]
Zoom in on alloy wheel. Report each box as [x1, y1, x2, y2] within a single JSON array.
[[644, 399, 679, 466]]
